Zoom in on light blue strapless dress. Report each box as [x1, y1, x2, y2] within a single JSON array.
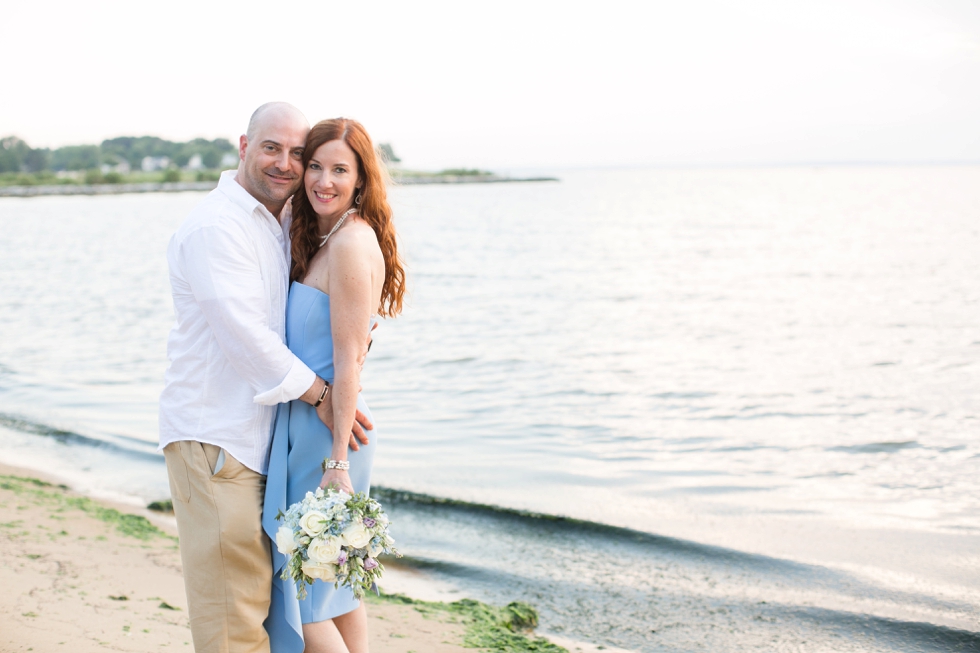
[[262, 281, 377, 653]]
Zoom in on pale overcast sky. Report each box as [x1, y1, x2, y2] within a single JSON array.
[[3, 0, 978, 169]]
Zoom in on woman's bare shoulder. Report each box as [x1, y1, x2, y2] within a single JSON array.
[[327, 220, 381, 263], [333, 220, 381, 251]]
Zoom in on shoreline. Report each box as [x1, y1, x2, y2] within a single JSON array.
[[0, 175, 558, 198], [0, 461, 610, 653], [3, 417, 980, 650]]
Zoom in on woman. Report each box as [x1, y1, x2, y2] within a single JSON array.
[[262, 118, 405, 653]]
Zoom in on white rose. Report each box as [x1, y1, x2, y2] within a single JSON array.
[[301, 560, 337, 582], [307, 536, 343, 564], [299, 511, 328, 537], [368, 540, 384, 557], [275, 526, 298, 554], [342, 521, 372, 549]]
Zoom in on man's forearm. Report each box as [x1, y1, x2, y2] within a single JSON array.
[[299, 377, 329, 406]]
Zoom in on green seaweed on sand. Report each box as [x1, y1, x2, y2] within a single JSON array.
[[368, 591, 567, 652], [147, 499, 174, 513], [0, 475, 173, 541]]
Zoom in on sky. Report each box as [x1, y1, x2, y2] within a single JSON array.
[[3, 0, 979, 169]]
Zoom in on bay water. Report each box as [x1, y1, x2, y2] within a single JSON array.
[[0, 166, 978, 651]]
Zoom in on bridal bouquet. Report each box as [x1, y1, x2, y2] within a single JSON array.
[[274, 487, 399, 600]]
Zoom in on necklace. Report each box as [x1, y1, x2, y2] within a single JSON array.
[[319, 207, 358, 248]]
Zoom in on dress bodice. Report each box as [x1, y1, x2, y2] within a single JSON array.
[[286, 281, 377, 383]]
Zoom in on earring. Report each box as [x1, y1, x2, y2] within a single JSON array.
[[355, 193, 362, 206]]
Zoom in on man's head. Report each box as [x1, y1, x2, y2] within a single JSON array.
[[237, 102, 310, 216]]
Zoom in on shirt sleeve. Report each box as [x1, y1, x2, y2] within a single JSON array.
[[176, 222, 315, 406]]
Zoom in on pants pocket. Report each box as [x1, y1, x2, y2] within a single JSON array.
[[201, 442, 224, 477], [211, 447, 246, 481]]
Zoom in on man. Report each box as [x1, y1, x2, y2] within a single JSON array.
[[158, 102, 370, 653]]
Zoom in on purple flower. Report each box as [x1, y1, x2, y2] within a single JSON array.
[[363, 518, 376, 528], [337, 553, 348, 566], [363, 557, 379, 571]]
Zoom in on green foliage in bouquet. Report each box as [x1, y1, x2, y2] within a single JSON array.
[[275, 488, 399, 601]]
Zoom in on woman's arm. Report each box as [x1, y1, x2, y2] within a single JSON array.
[[320, 229, 377, 492]]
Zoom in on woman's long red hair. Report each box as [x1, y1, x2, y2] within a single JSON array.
[[290, 118, 405, 317]]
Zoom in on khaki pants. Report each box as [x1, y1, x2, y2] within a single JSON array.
[[164, 441, 272, 653]]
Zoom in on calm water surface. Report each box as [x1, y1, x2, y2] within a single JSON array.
[[0, 167, 978, 651]]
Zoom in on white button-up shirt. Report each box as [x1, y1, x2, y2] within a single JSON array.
[[158, 170, 315, 474]]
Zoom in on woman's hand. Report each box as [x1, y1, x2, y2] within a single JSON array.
[[319, 468, 354, 494]]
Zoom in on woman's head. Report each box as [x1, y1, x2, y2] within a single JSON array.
[[290, 118, 405, 317], [303, 138, 362, 221]]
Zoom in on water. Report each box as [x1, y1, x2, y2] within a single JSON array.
[[0, 167, 978, 651]]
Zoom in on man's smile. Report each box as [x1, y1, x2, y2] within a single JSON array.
[[265, 170, 297, 184]]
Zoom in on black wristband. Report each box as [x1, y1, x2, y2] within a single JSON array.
[[313, 381, 330, 407]]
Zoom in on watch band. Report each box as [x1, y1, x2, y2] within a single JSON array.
[[313, 381, 330, 407]]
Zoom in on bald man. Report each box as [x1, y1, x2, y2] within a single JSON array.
[[159, 103, 369, 653]]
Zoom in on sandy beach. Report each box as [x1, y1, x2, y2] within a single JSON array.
[[0, 461, 581, 653]]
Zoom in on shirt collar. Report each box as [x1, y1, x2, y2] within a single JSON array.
[[217, 169, 278, 223]]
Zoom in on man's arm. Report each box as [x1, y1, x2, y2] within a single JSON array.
[[178, 223, 314, 401], [178, 223, 372, 444]]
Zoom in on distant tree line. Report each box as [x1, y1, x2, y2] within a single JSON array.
[[0, 135, 237, 173]]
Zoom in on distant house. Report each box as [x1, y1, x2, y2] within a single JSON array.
[[185, 154, 204, 171], [220, 152, 239, 169], [100, 158, 131, 174], [141, 156, 171, 172]]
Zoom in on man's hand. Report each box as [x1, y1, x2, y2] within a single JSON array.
[[314, 397, 373, 451], [302, 377, 373, 450]]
